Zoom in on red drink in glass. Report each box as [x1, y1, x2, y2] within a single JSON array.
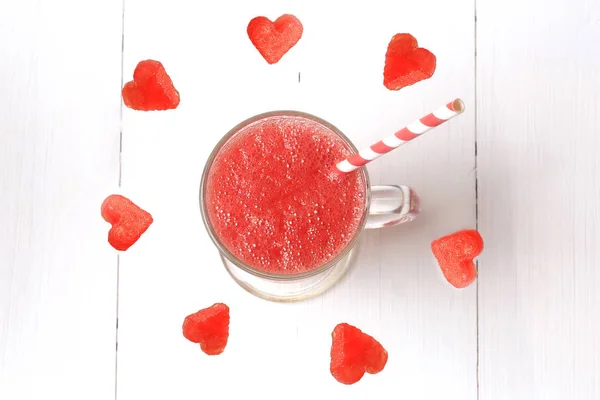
[[200, 111, 418, 301]]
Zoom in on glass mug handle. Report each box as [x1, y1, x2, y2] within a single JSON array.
[[365, 185, 420, 229]]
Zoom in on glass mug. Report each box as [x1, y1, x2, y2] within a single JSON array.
[[199, 111, 419, 302]]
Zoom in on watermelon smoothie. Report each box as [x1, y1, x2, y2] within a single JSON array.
[[203, 113, 368, 276]]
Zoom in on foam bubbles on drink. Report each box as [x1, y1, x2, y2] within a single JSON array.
[[206, 115, 366, 275]]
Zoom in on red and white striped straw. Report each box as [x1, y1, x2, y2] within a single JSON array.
[[335, 98, 465, 173]]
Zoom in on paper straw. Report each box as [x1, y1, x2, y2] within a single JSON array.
[[335, 98, 465, 173]]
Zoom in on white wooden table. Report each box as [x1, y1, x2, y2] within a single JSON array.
[[1, 0, 598, 399]]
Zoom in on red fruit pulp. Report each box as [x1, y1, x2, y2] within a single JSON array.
[[330, 323, 388, 385], [431, 229, 483, 288], [182, 303, 230, 356], [101, 194, 153, 251], [205, 114, 366, 275], [122, 60, 180, 111], [383, 33, 436, 90], [247, 14, 303, 64]]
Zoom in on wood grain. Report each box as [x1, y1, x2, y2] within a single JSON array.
[[477, 0, 600, 398], [117, 1, 476, 399], [0, 1, 123, 399]]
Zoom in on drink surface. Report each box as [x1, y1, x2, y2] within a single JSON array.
[[205, 115, 366, 275]]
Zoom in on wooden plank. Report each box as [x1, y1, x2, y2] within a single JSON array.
[[477, 0, 600, 398], [118, 1, 476, 398], [0, 1, 123, 399]]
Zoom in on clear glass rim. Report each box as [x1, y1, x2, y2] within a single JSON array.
[[199, 110, 371, 281]]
